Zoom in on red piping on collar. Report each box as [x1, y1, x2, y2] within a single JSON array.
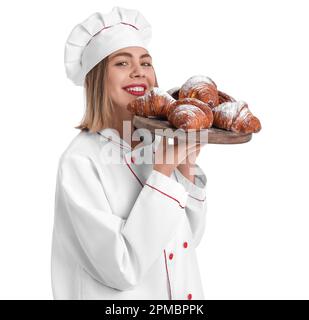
[[97, 132, 132, 150]]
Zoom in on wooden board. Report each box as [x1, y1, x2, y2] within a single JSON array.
[[133, 115, 252, 144]]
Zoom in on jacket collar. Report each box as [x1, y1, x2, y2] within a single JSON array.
[[97, 127, 132, 152]]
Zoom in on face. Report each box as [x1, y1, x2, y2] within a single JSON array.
[[106, 46, 156, 112]]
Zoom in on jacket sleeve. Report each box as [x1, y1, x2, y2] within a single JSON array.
[[173, 164, 207, 248], [57, 153, 188, 291]]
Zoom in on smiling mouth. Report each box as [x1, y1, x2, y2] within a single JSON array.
[[123, 87, 146, 96]]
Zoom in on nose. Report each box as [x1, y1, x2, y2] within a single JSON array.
[[130, 62, 145, 78]]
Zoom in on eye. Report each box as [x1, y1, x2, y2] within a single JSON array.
[[142, 62, 152, 67], [115, 61, 128, 66], [115, 61, 152, 67]]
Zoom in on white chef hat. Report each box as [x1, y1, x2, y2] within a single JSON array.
[[64, 6, 152, 86]]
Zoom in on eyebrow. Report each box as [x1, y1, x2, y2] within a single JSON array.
[[110, 52, 152, 60]]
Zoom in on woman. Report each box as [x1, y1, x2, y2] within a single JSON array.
[[51, 6, 208, 300]]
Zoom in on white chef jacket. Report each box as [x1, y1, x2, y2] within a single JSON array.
[[51, 127, 208, 300]]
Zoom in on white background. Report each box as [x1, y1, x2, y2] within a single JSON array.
[[0, 0, 308, 299]]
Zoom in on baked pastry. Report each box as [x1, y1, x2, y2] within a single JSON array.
[[167, 87, 236, 105], [218, 90, 236, 104], [178, 75, 220, 109], [127, 81, 262, 134], [212, 101, 261, 133], [127, 87, 175, 119], [168, 104, 207, 130], [127, 87, 214, 130], [167, 98, 213, 129]]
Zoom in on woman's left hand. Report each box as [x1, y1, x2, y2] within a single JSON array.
[[177, 143, 203, 183]]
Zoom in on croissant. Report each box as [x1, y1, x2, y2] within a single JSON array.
[[212, 101, 261, 133], [127, 83, 262, 134], [168, 105, 206, 130], [167, 98, 213, 129], [127, 87, 175, 119], [127, 88, 214, 131], [178, 75, 220, 109], [218, 90, 236, 104]]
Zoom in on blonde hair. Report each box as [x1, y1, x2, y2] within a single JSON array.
[[75, 56, 159, 133]]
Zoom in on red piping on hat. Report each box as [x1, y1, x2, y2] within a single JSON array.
[[120, 22, 139, 30], [92, 26, 113, 39], [92, 22, 138, 38], [86, 22, 139, 46]]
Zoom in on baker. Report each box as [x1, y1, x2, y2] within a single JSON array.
[[51, 6, 208, 300]]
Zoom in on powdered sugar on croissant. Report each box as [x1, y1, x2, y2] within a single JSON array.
[[178, 75, 220, 108], [212, 101, 261, 133], [180, 75, 216, 92], [218, 90, 236, 104], [168, 104, 206, 130], [167, 97, 213, 130]]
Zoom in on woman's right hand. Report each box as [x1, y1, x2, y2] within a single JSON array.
[[153, 136, 201, 177]]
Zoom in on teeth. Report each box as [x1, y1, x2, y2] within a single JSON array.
[[125, 87, 145, 92]]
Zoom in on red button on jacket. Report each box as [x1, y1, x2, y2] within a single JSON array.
[[187, 293, 192, 300], [183, 241, 188, 248], [169, 253, 173, 260]]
